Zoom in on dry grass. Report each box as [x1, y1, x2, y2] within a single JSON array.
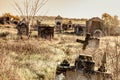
[[0, 52, 20, 80], [0, 26, 120, 80]]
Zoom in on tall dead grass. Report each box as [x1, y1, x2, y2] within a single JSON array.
[[0, 52, 20, 80], [0, 34, 120, 80], [0, 40, 51, 55]]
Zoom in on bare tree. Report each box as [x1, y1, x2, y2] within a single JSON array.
[[13, 0, 48, 22]]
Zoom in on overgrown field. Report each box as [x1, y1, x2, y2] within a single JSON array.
[[0, 27, 120, 80]]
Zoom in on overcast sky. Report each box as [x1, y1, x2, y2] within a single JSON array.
[[0, 0, 120, 18]]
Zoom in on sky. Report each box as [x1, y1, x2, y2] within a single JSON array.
[[0, 0, 120, 18]]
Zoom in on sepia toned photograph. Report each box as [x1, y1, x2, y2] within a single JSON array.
[[0, 0, 120, 80]]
